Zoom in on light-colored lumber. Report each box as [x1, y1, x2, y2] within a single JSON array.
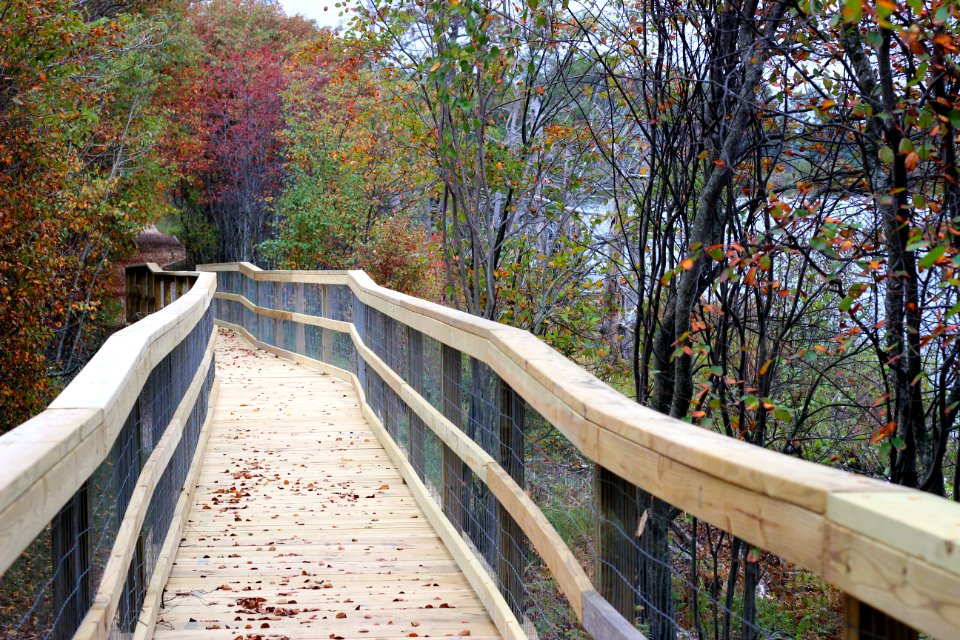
[[0, 271, 215, 577], [348, 374, 526, 640], [198, 264, 960, 639], [153, 329, 506, 639], [76, 329, 218, 640]]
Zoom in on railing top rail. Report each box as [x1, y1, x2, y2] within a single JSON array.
[[202, 262, 960, 639], [0, 271, 216, 576], [125, 262, 202, 279]]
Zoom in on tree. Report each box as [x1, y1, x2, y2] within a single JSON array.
[[170, 0, 317, 264], [0, 0, 187, 432]]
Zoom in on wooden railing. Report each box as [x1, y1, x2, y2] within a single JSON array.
[[124, 263, 199, 323], [0, 269, 217, 639], [201, 262, 960, 640]]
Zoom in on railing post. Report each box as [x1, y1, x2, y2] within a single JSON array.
[[125, 270, 134, 322], [139, 270, 150, 318], [295, 283, 306, 354], [382, 314, 394, 436], [51, 482, 91, 640], [152, 272, 162, 313], [407, 327, 425, 479], [843, 595, 917, 640], [594, 467, 639, 624], [321, 286, 333, 363], [497, 380, 525, 616], [441, 344, 465, 529]]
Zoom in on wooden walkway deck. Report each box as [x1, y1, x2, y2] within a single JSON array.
[[154, 328, 501, 639]]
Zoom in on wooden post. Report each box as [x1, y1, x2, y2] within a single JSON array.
[[125, 269, 138, 322], [139, 271, 149, 318], [843, 594, 918, 640], [497, 380, 525, 617], [321, 286, 333, 363], [441, 344, 465, 530], [594, 466, 639, 623], [152, 273, 161, 314], [51, 482, 91, 640], [407, 327, 425, 479], [382, 314, 393, 436], [295, 283, 306, 355]]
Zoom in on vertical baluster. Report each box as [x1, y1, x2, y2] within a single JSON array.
[[123, 269, 137, 322], [382, 314, 393, 434], [152, 272, 161, 313], [139, 270, 149, 317], [322, 286, 333, 363], [594, 467, 638, 623], [843, 595, 917, 640]]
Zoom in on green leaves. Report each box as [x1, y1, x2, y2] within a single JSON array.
[[919, 245, 946, 269], [842, 0, 862, 23]]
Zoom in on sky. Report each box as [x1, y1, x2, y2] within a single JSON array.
[[277, 0, 356, 29]]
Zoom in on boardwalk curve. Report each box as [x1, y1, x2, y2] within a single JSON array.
[[154, 329, 500, 639]]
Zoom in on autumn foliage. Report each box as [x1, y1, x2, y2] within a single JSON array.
[[0, 0, 185, 431]]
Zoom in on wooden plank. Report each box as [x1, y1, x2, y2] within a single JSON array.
[[75, 329, 218, 639], [349, 375, 525, 640], [583, 590, 648, 640], [827, 491, 960, 580], [825, 523, 960, 640], [152, 329, 505, 640], [201, 265, 960, 639]]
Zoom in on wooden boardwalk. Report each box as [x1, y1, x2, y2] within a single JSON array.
[[154, 328, 501, 639]]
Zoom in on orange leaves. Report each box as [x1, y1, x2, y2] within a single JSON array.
[[870, 422, 897, 444], [904, 151, 920, 171]]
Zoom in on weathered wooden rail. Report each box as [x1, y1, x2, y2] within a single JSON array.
[[1, 261, 959, 639], [125, 263, 199, 323]]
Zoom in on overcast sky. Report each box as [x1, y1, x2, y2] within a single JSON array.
[[278, 0, 356, 29]]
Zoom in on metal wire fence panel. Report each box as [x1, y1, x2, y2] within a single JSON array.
[[258, 309, 274, 347], [331, 331, 357, 375], [0, 305, 213, 640], [280, 318, 294, 353], [277, 281, 296, 314], [329, 285, 353, 322]]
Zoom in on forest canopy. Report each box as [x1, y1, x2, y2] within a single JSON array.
[[1, 0, 958, 499]]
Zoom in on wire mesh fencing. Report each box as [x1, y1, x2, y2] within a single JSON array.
[[207, 268, 924, 640], [0, 300, 214, 640]]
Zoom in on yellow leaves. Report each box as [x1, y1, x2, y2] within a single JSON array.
[[429, 61, 441, 73]]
